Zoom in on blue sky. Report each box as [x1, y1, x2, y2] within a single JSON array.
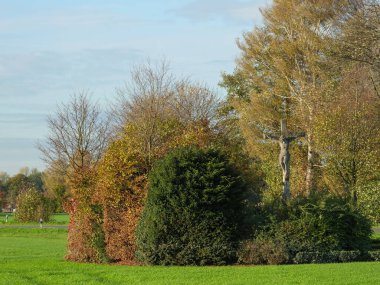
[[0, 0, 269, 174]]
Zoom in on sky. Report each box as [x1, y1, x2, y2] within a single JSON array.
[[0, 0, 270, 175]]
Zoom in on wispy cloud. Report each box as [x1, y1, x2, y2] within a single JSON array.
[[171, 0, 270, 24], [0, 48, 144, 99], [0, 138, 43, 174], [0, 0, 266, 173]]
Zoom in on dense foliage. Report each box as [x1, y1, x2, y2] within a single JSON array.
[[357, 182, 380, 224], [136, 147, 249, 265], [15, 188, 53, 222], [5, 0, 376, 267], [65, 170, 107, 263], [95, 136, 147, 263], [239, 197, 373, 265]]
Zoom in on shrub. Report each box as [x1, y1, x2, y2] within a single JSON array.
[[238, 236, 289, 265], [293, 251, 339, 264], [95, 138, 147, 263], [368, 250, 380, 261], [136, 146, 249, 265], [65, 170, 108, 263], [263, 196, 372, 258], [244, 196, 373, 265], [293, 250, 362, 264], [65, 200, 108, 263], [15, 188, 53, 222], [337, 250, 361, 262]]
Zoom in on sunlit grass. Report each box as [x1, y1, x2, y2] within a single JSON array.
[[0, 228, 379, 285], [0, 213, 69, 225]]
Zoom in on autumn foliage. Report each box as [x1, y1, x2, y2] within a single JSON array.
[[95, 136, 147, 263], [37, 3, 380, 264], [65, 169, 107, 263], [15, 188, 53, 222]]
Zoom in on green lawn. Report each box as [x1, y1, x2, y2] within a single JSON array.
[[0, 213, 69, 225], [0, 228, 379, 285]]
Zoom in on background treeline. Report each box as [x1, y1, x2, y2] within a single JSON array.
[[1, 0, 379, 265], [0, 167, 67, 221]]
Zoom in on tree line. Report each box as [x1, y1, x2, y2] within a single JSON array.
[[1, 0, 379, 265]]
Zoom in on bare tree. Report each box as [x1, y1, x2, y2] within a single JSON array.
[[172, 81, 220, 125], [114, 59, 175, 129], [38, 92, 112, 174], [113, 59, 220, 168], [115, 59, 220, 128]]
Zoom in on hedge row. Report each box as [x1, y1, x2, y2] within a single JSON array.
[[294, 250, 380, 264]]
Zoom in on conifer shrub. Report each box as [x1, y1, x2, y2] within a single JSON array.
[[136, 146, 248, 265]]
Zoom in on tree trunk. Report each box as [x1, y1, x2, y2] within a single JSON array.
[[305, 132, 315, 196]]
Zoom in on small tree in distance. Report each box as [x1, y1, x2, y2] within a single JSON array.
[[15, 188, 53, 222]]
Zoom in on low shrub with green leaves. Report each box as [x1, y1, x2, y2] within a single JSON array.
[[238, 236, 289, 265], [15, 188, 53, 222], [293, 250, 361, 264], [368, 251, 380, 261], [136, 146, 249, 265], [240, 196, 372, 265]]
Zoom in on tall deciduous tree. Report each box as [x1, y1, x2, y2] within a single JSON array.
[[114, 60, 219, 171], [223, 0, 360, 199], [42, 161, 69, 212], [338, 0, 380, 95], [96, 61, 221, 263], [95, 134, 147, 263], [315, 65, 380, 203], [39, 92, 111, 180], [39, 92, 112, 262]]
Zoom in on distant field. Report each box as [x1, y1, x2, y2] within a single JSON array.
[[0, 213, 69, 225], [0, 228, 379, 285]]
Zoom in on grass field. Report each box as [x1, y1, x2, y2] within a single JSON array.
[[0, 213, 69, 225], [0, 228, 379, 285]]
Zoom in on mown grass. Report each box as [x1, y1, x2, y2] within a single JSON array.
[[0, 213, 69, 225], [0, 228, 379, 285]]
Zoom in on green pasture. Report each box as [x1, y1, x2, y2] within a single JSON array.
[[0, 228, 379, 285], [0, 213, 69, 225]]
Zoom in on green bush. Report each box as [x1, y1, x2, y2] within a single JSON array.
[[293, 250, 361, 264], [368, 250, 380, 261], [278, 197, 371, 253], [250, 196, 372, 264], [136, 146, 249, 265], [293, 251, 338, 264], [15, 188, 53, 222], [337, 250, 361, 263], [238, 236, 289, 265]]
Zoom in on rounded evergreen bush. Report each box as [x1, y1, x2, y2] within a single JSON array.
[[136, 146, 248, 265]]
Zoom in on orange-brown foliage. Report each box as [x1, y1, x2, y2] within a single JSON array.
[[96, 138, 147, 262]]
